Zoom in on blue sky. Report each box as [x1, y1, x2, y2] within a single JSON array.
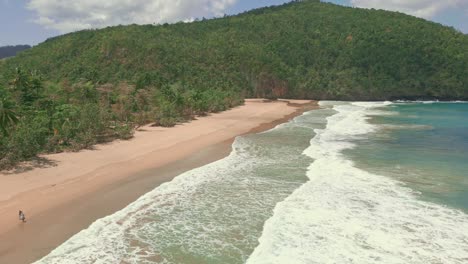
[[0, 0, 467, 46]]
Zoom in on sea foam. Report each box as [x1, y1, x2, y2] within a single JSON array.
[[247, 102, 468, 264], [35, 108, 334, 264]]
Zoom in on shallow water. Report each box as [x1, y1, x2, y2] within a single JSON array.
[[36, 102, 468, 264], [36, 108, 333, 264], [347, 102, 468, 211], [248, 102, 468, 264]]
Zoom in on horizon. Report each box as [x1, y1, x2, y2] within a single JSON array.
[[0, 0, 467, 46]]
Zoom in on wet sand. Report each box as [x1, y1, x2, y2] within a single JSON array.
[[0, 99, 317, 264]]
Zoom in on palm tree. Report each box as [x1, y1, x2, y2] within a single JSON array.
[[0, 96, 19, 136], [11, 67, 29, 92], [11, 67, 41, 105]]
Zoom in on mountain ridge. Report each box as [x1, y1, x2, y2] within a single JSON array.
[[1, 0, 467, 100], [0, 45, 31, 59]]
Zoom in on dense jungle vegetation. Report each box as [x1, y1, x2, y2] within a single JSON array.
[[0, 0, 467, 168]]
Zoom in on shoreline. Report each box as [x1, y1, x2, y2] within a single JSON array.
[[0, 99, 317, 264]]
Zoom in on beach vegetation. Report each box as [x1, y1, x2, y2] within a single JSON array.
[[0, 88, 19, 136]]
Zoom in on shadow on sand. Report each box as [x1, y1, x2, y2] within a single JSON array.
[[2, 157, 58, 175]]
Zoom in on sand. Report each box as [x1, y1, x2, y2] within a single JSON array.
[[0, 99, 316, 264]]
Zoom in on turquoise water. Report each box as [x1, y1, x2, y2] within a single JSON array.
[[346, 103, 468, 211], [248, 102, 468, 264], [36, 102, 468, 264]]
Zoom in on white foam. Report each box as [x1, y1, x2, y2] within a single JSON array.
[[395, 100, 468, 104], [35, 109, 332, 264], [34, 151, 248, 264], [247, 102, 468, 264]]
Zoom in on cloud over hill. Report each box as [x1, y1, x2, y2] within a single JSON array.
[[27, 0, 237, 32], [351, 0, 468, 19]]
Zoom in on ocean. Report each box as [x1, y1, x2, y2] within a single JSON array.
[[36, 102, 468, 264]]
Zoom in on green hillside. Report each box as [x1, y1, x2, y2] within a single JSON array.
[[2, 0, 468, 100], [0, 0, 467, 168]]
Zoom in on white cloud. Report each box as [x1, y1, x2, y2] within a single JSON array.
[[350, 0, 468, 18], [27, 0, 237, 33]]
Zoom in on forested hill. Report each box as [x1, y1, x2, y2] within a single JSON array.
[[1, 0, 468, 100], [0, 45, 31, 59], [2, 0, 468, 100], [0, 0, 467, 168]]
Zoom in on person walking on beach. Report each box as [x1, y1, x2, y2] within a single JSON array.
[[19, 210, 26, 222]]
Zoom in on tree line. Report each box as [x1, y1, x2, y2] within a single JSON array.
[[0, 69, 242, 169]]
